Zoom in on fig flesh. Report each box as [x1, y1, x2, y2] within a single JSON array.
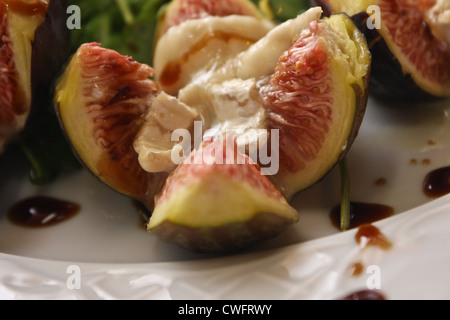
[[262, 12, 371, 197], [0, 0, 55, 152], [54, 43, 167, 209], [314, 0, 450, 98], [148, 136, 299, 253]]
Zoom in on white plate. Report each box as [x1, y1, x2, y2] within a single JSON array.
[[0, 96, 449, 299]]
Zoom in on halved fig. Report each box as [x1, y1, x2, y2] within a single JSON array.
[[148, 136, 299, 253], [314, 0, 450, 98], [140, 8, 370, 199], [0, 0, 67, 153], [54, 43, 167, 209]]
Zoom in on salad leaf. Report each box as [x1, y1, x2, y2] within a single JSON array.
[[252, 0, 310, 22], [70, 0, 168, 64]]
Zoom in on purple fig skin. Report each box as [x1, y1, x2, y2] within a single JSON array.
[[350, 12, 437, 101], [151, 212, 294, 253], [30, 0, 71, 115]]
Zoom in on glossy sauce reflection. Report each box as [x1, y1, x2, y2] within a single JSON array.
[[355, 224, 392, 250], [423, 166, 450, 198]]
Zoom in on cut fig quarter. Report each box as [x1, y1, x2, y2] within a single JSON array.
[[313, 0, 450, 99], [0, 0, 68, 153], [54, 43, 168, 210], [147, 137, 300, 253]]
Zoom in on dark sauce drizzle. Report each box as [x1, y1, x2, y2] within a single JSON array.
[[7, 196, 80, 228], [330, 202, 394, 230], [340, 289, 387, 300]]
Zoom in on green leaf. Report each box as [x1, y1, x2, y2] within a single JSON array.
[[70, 0, 168, 64], [252, 0, 310, 22]]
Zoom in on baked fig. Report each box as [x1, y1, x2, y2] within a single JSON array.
[[0, 0, 68, 153], [141, 8, 370, 199], [147, 136, 299, 253], [314, 0, 450, 98], [54, 43, 167, 209]]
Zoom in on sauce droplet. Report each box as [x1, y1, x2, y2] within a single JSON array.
[[7, 196, 80, 228], [340, 289, 387, 300], [355, 224, 392, 250], [349, 261, 365, 277], [330, 202, 394, 230], [423, 166, 450, 198], [160, 62, 181, 88]]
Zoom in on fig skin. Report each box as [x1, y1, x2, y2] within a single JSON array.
[[312, 0, 450, 99], [30, 0, 71, 114], [151, 212, 295, 253]]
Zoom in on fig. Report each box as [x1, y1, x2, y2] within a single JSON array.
[[0, 0, 63, 153], [140, 8, 371, 200], [147, 136, 299, 253], [54, 43, 167, 209], [313, 0, 450, 98]]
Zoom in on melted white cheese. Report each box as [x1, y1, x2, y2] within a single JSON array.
[[154, 15, 275, 95], [134, 92, 199, 173], [426, 0, 450, 48]]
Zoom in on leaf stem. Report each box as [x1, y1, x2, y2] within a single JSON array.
[[116, 0, 135, 25], [339, 157, 351, 231]]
